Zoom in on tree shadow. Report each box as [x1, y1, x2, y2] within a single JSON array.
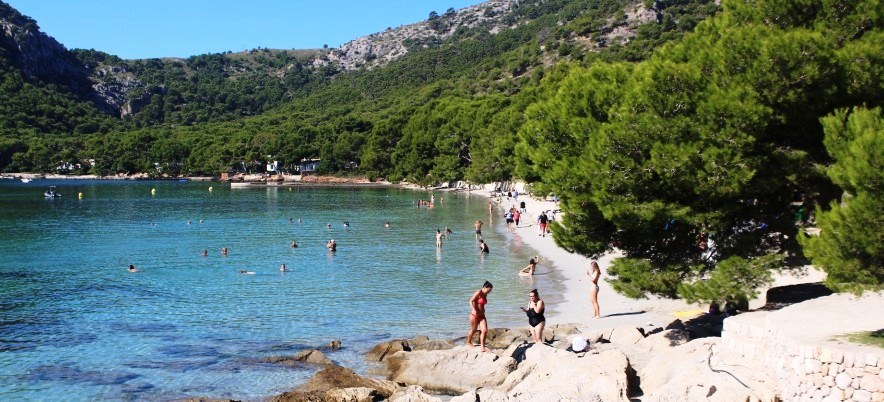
[[759, 282, 832, 311]]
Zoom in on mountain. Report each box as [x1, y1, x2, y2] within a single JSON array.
[[0, 0, 720, 174]]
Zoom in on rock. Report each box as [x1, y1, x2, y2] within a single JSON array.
[[485, 327, 531, 349], [260, 349, 335, 367], [498, 343, 631, 401], [385, 346, 518, 394], [640, 338, 775, 401], [541, 323, 582, 343], [293, 349, 335, 366], [583, 328, 612, 343], [638, 329, 691, 352], [388, 385, 443, 402], [450, 389, 512, 402], [409, 335, 430, 345], [609, 325, 645, 344], [269, 366, 398, 402], [365, 339, 410, 362], [324, 340, 342, 350], [411, 339, 455, 352]]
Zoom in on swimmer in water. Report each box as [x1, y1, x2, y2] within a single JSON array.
[[279, 264, 287, 272], [240, 269, 255, 275], [127, 264, 138, 272], [327, 239, 337, 252], [201, 249, 208, 257], [290, 240, 298, 248]]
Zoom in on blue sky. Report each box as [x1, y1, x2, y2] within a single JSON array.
[[6, 0, 482, 59]]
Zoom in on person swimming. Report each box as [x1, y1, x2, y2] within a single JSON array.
[[327, 239, 337, 252], [240, 269, 255, 275], [478, 239, 490, 253], [127, 264, 138, 272], [290, 240, 298, 248], [279, 263, 287, 272], [519, 256, 540, 275], [201, 249, 208, 257]]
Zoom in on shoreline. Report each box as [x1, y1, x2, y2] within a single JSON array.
[[473, 188, 828, 331]]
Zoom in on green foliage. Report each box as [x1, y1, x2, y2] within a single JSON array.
[[516, 0, 881, 299], [677, 254, 782, 304], [799, 107, 883, 293]]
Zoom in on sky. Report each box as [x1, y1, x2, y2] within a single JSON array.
[[6, 0, 482, 59]]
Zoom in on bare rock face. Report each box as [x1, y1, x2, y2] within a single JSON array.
[[638, 329, 691, 352], [541, 323, 582, 343], [365, 339, 410, 362], [269, 366, 399, 402], [411, 339, 455, 352], [498, 343, 632, 401], [388, 385, 443, 402], [385, 347, 518, 394], [449, 388, 512, 402]]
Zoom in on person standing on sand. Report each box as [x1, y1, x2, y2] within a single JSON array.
[[467, 281, 493, 352], [521, 289, 545, 343], [475, 220, 483, 240], [538, 211, 549, 237], [585, 261, 602, 319]]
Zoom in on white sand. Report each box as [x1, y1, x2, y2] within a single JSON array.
[[483, 190, 827, 331]]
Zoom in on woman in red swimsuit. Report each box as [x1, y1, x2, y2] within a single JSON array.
[[467, 281, 493, 352]]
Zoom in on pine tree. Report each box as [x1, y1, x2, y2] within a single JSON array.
[[799, 107, 883, 292]]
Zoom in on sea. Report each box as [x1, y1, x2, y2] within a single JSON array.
[[0, 179, 564, 401]]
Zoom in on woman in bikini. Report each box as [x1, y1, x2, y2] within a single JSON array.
[[585, 261, 601, 319], [521, 289, 545, 343], [467, 281, 493, 352]]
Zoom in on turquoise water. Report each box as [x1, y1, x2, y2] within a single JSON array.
[[0, 180, 562, 400]]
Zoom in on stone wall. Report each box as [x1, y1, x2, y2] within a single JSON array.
[[721, 312, 884, 401]]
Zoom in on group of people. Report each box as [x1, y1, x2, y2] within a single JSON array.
[[466, 259, 602, 351]]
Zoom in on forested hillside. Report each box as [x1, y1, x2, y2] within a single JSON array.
[[1, 0, 880, 299], [1, 0, 716, 175]]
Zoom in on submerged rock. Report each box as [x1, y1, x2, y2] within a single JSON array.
[[269, 366, 399, 402]]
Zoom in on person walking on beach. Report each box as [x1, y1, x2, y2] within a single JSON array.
[[519, 256, 540, 276], [475, 220, 483, 240], [538, 211, 549, 237], [521, 289, 545, 343], [585, 261, 602, 319], [467, 281, 493, 352], [514, 210, 521, 227]]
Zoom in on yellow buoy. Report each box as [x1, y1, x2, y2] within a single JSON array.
[[151, 188, 156, 195], [208, 186, 213, 192]]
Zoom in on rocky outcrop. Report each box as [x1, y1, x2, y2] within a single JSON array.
[[385, 346, 518, 394], [498, 343, 632, 401], [321, 1, 515, 71], [365, 339, 411, 362], [269, 366, 399, 402]]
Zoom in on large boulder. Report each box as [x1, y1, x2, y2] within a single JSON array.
[[411, 339, 455, 352], [541, 323, 582, 343], [484, 327, 531, 349], [609, 325, 645, 344], [385, 346, 518, 394], [269, 366, 399, 402], [497, 342, 632, 401], [365, 339, 410, 362], [388, 385, 442, 402], [639, 338, 719, 394]]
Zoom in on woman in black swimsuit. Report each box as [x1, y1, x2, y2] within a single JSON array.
[[521, 289, 545, 343]]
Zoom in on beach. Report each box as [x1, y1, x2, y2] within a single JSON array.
[[479, 188, 827, 332]]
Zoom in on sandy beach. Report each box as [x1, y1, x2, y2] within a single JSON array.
[[480, 188, 827, 332]]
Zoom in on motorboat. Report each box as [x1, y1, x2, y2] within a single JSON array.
[[44, 186, 61, 198], [21, 178, 32, 183]]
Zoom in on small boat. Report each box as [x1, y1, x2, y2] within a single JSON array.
[[21, 178, 32, 183], [44, 186, 61, 198]]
